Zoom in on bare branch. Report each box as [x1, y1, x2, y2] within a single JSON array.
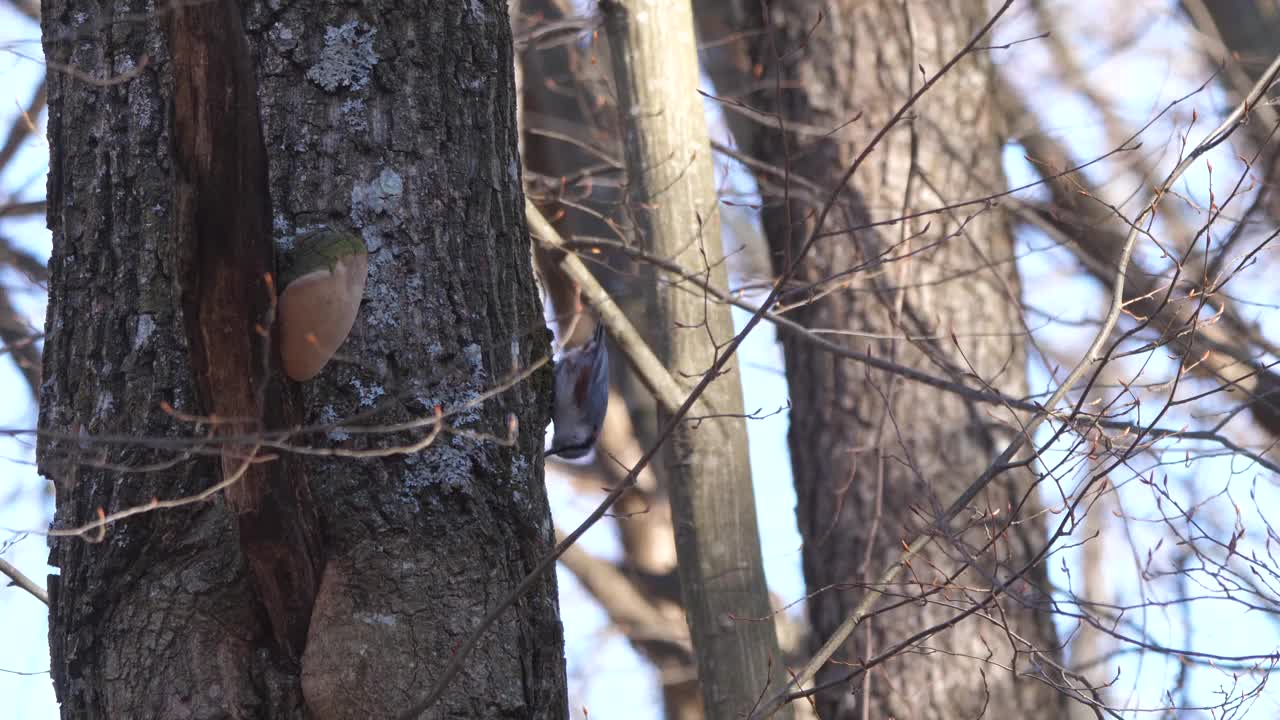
[[0, 557, 47, 606]]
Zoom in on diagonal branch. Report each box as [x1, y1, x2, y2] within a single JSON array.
[[557, 528, 693, 659], [0, 557, 48, 606], [0, 75, 46, 179], [0, 284, 40, 397], [4, 0, 38, 22], [527, 199, 689, 413], [0, 235, 49, 286]]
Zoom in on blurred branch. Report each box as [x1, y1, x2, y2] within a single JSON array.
[[0, 200, 45, 220], [0, 284, 40, 397], [556, 527, 692, 659], [5, 0, 38, 23], [1181, 0, 1280, 133], [1, 234, 48, 285], [0, 75, 45, 179], [0, 557, 48, 606], [527, 198, 689, 414], [594, 386, 677, 576]]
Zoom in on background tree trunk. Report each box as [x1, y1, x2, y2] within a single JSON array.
[[38, 2, 566, 718], [735, 1, 1066, 717]]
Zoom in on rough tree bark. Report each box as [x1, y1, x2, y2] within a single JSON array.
[[38, 1, 566, 718], [735, 1, 1066, 717]]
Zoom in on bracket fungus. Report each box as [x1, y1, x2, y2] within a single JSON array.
[[278, 229, 369, 381]]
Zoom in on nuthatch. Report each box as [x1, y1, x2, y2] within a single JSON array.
[[547, 322, 609, 459]]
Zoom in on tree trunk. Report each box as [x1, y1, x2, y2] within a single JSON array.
[[738, 1, 1066, 717], [38, 2, 566, 718], [601, 1, 794, 717]]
